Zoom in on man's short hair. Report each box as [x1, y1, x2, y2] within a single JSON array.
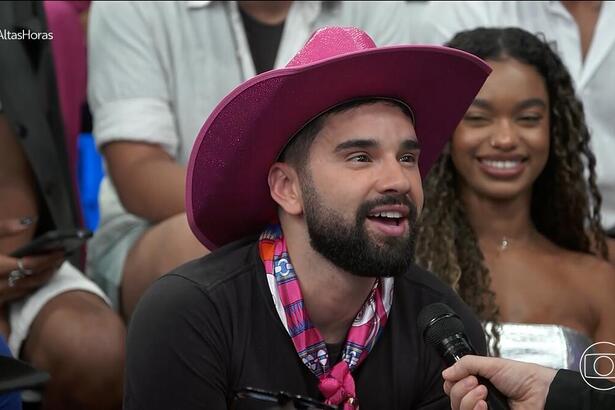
[[279, 98, 414, 173]]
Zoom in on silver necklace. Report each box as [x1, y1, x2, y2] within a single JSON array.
[[498, 236, 511, 252]]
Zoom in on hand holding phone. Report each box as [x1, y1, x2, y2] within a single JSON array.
[[1, 223, 75, 303], [9, 229, 92, 258]]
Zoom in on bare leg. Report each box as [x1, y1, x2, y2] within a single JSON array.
[[120, 212, 208, 320], [22, 290, 125, 410]]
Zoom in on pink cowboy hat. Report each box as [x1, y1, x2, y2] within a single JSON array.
[[187, 27, 491, 250]]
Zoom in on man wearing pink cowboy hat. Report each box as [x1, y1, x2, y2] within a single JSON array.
[[125, 27, 491, 409]]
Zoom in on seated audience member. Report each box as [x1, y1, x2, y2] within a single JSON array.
[[125, 27, 490, 409], [416, 28, 615, 372], [415, 0, 615, 260], [0, 2, 124, 409], [86, 0, 411, 319]]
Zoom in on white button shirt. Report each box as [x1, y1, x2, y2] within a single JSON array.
[[415, 1, 615, 230]]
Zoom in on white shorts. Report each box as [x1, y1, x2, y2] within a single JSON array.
[[8, 261, 110, 356]]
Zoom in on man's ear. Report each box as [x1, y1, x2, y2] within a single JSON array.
[[268, 162, 303, 216]]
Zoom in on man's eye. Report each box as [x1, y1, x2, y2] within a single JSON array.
[[348, 154, 370, 162], [400, 153, 417, 164]]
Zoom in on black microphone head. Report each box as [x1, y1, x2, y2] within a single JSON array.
[[418, 304, 511, 409], [418, 302, 466, 346]]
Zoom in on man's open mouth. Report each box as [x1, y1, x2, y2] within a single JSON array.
[[367, 211, 404, 226]]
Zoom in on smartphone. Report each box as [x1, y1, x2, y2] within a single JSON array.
[[9, 229, 93, 258]]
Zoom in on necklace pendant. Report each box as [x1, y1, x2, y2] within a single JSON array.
[[499, 237, 510, 251]]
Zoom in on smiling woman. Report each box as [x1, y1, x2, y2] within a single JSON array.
[[451, 58, 550, 201], [416, 27, 615, 374]]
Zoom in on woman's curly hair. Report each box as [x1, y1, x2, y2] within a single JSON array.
[[415, 28, 607, 346]]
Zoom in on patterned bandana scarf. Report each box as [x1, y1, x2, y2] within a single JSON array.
[[259, 225, 394, 409]]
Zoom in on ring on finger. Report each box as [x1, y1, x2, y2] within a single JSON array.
[[8, 270, 25, 287], [16, 258, 33, 276]]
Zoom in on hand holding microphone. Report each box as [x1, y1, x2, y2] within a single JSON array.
[[441, 355, 556, 410], [418, 303, 511, 410]]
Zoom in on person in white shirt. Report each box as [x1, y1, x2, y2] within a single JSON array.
[[415, 1, 615, 255], [87, 1, 411, 320]]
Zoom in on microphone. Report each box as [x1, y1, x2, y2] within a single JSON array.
[[418, 303, 510, 410]]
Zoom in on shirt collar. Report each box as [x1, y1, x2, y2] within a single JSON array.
[[185, 1, 213, 9], [546, 1, 573, 19]]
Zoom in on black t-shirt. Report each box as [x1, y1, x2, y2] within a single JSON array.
[[239, 7, 285, 74], [125, 236, 487, 410]]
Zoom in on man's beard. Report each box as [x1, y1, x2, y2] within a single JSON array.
[[301, 176, 418, 278]]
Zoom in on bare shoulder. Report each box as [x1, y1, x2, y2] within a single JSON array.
[[564, 250, 615, 301], [566, 251, 615, 347]]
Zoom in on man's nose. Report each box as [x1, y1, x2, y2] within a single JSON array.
[[376, 157, 413, 195]]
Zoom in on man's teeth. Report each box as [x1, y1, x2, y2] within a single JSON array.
[[481, 159, 521, 169], [370, 211, 402, 218]]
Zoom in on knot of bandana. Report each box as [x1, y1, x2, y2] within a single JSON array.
[[259, 224, 394, 409], [318, 361, 357, 409]]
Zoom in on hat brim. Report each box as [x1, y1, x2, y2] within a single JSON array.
[[187, 45, 490, 250]]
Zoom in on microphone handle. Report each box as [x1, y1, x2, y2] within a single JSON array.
[[439, 334, 510, 410], [476, 376, 510, 410]]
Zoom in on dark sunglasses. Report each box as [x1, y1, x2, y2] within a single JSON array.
[[231, 386, 339, 410]]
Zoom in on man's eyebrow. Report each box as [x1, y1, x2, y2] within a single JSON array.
[[334, 138, 420, 153], [334, 138, 379, 152], [401, 139, 421, 151], [515, 98, 547, 110]]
